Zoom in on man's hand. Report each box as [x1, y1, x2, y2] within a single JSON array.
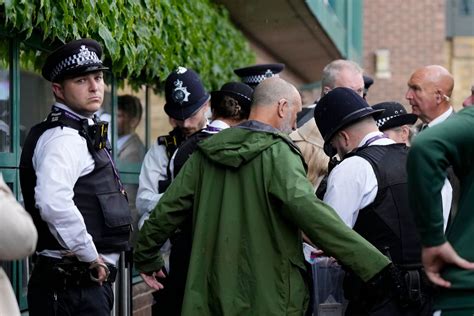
[[140, 270, 166, 290], [422, 242, 474, 288], [89, 256, 109, 286]]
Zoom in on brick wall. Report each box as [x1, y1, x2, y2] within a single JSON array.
[[363, 0, 446, 107], [132, 282, 155, 316], [447, 36, 474, 109]]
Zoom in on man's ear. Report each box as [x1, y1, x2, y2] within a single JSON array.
[[339, 130, 350, 146], [401, 125, 410, 142], [277, 99, 287, 118], [52, 83, 64, 100], [322, 86, 331, 96]]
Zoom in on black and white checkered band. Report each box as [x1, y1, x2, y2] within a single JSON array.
[[241, 73, 280, 85], [50, 45, 102, 80], [376, 114, 398, 127]]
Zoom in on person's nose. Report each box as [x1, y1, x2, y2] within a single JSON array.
[[182, 118, 193, 129], [89, 78, 98, 92], [405, 89, 412, 100]]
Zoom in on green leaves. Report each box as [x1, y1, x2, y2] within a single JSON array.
[[0, 0, 255, 90]]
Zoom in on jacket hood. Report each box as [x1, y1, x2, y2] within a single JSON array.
[[197, 124, 300, 168]]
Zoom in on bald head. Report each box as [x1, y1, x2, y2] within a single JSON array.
[[249, 77, 302, 133], [414, 65, 454, 96], [406, 65, 454, 123], [252, 77, 300, 107]]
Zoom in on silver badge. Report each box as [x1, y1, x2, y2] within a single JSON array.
[[172, 79, 191, 104], [176, 66, 187, 74], [264, 69, 274, 78]]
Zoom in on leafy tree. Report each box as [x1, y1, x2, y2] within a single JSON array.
[[0, 0, 255, 90]]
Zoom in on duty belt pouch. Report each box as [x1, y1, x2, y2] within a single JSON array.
[[404, 270, 422, 305], [51, 259, 90, 289], [88, 121, 108, 150]]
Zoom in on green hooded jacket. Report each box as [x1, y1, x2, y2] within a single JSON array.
[[135, 122, 390, 315]]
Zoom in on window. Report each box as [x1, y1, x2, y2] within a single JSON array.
[[116, 84, 147, 245]]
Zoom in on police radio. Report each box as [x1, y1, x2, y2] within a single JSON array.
[[88, 121, 109, 150]]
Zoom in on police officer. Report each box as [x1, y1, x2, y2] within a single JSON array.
[[136, 67, 209, 315], [136, 67, 210, 226], [314, 87, 431, 315], [372, 101, 418, 146], [20, 39, 132, 315]]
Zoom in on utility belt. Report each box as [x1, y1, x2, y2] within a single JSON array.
[[32, 256, 118, 289], [344, 264, 432, 310]]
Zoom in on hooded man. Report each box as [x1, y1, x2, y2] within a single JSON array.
[[135, 78, 391, 315]]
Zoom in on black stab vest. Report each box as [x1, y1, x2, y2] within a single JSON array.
[[348, 144, 422, 265], [19, 108, 131, 254], [173, 130, 211, 176]]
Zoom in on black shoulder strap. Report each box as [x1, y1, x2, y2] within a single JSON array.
[[157, 127, 185, 159], [173, 131, 211, 177]]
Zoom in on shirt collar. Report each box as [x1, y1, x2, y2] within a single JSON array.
[[208, 119, 230, 130], [428, 107, 453, 127], [357, 131, 385, 148]]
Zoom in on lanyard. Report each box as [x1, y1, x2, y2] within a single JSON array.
[[359, 134, 388, 149], [103, 148, 126, 196], [205, 125, 223, 132], [52, 105, 83, 122]]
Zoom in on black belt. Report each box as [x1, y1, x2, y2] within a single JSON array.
[[34, 256, 118, 289]]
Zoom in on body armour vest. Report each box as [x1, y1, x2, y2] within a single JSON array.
[[157, 127, 185, 193], [348, 144, 422, 265], [19, 108, 132, 254], [173, 130, 211, 176]]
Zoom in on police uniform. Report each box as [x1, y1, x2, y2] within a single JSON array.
[[136, 67, 209, 227], [19, 39, 131, 316], [314, 88, 432, 316], [135, 67, 209, 316]]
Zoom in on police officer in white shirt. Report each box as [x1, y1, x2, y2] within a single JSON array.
[[136, 67, 209, 228], [20, 39, 131, 316], [136, 67, 209, 316], [314, 87, 432, 315]]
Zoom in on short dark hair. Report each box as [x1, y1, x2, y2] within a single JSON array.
[[118, 95, 143, 121]]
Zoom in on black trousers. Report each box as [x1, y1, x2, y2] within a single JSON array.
[[27, 260, 114, 316]]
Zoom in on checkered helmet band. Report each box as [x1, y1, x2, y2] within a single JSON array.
[[50, 45, 101, 81]]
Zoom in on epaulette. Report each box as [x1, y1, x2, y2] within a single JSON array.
[[157, 128, 185, 159]]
